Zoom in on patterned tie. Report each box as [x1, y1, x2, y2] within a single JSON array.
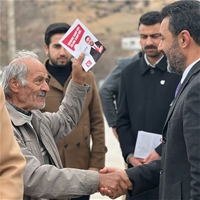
[[175, 82, 182, 97]]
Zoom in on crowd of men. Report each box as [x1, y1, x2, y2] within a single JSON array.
[[0, 1, 200, 200]]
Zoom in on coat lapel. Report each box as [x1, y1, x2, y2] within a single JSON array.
[[163, 61, 200, 133]]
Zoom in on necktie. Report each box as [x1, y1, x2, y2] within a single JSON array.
[[94, 46, 100, 52], [175, 82, 182, 97]]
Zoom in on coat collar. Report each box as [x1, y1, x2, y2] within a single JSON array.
[[5, 101, 43, 126], [6, 101, 29, 126], [140, 55, 167, 75]]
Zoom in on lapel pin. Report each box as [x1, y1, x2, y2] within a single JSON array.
[[160, 80, 165, 85]]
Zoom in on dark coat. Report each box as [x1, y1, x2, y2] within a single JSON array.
[[117, 55, 181, 161], [126, 61, 200, 200], [99, 52, 142, 127]]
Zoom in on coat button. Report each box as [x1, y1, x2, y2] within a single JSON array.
[[150, 69, 155, 74], [105, 146, 108, 153], [77, 142, 80, 147], [85, 136, 88, 140], [64, 144, 68, 148], [160, 169, 163, 175]]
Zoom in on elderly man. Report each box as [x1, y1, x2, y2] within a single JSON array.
[[1, 50, 132, 200]]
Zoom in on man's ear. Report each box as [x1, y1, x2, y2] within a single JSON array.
[[179, 30, 190, 48], [44, 44, 49, 55], [9, 77, 21, 93]]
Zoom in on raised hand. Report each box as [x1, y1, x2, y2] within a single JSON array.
[[71, 53, 88, 85]]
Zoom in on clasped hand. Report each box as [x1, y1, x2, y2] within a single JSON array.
[[98, 167, 132, 199]]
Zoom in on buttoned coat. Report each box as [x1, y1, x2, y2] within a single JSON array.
[[6, 82, 99, 200], [117, 55, 181, 161], [126, 60, 200, 199], [42, 64, 105, 170], [0, 85, 26, 199], [99, 52, 142, 128]]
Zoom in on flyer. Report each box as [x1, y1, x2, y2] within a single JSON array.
[[134, 130, 162, 159], [59, 19, 106, 71]]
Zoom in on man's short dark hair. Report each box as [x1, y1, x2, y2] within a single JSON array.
[[44, 22, 71, 46], [85, 35, 91, 42], [161, 0, 200, 46], [138, 11, 162, 28]]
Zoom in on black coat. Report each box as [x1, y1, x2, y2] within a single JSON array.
[[117, 55, 181, 161]]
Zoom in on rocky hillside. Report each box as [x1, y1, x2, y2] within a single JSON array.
[[0, 0, 174, 83]]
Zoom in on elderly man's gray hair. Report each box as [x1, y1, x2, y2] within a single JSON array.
[[1, 50, 39, 98]]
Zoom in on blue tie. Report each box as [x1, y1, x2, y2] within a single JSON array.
[[175, 82, 182, 97]]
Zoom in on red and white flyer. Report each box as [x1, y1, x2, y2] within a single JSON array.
[[59, 19, 106, 72]]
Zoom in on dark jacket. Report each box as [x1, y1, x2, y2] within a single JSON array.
[[117, 55, 181, 161], [99, 52, 142, 128], [126, 60, 200, 200]]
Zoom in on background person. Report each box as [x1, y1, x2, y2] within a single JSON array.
[[116, 11, 181, 200], [43, 22, 106, 200], [0, 85, 26, 199], [99, 52, 142, 139]]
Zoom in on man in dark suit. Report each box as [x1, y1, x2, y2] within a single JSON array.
[[85, 36, 106, 62], [116, 11, 181, 200], [100, 1, 200, 199]]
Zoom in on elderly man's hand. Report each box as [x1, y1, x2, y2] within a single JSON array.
[[98, 167, 132, 199], [71, 53, 88, 85]]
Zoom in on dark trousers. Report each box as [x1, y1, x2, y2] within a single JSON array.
[[71, 195, 90, 200]]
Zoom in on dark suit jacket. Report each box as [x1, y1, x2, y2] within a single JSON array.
[[90, 41, 106, 62], [126, 60, 200, 200], [117, 55, 181, 162]]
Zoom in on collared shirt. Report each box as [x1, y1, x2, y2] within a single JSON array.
[[144, 53, 164, 68], [8, 102, 50, 164], [181, 58, 200, 84]]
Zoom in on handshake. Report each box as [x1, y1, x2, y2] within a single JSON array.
[[98, 167, 132, 199]]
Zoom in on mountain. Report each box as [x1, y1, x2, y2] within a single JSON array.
[[0, 0, 174, 83]]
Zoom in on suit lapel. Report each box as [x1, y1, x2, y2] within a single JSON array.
[[163, 61, 200, 133]]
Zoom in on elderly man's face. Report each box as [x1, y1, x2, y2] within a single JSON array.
[[14, 58, 50, 111]]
